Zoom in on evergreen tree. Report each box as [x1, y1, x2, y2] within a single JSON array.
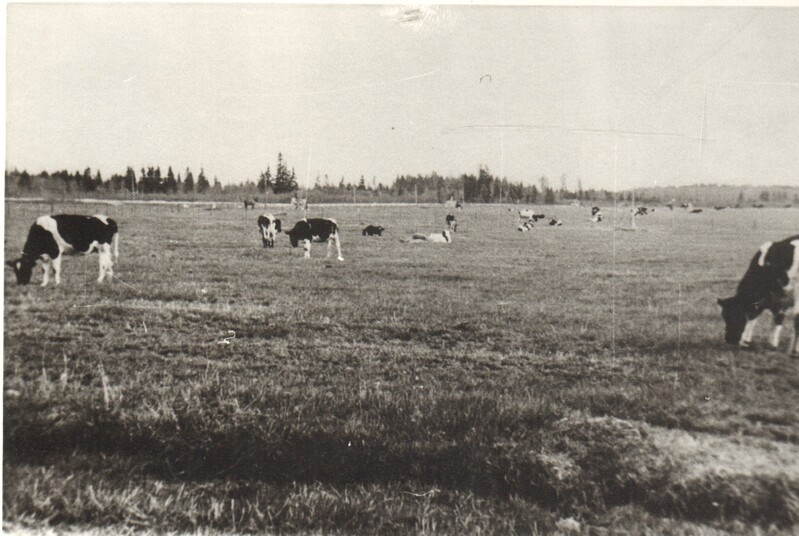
[[357, 175, 366, 190], [17, 170, 31, 191], [125, 167, 137, 192], [184, 168, 195, 193], [196, 168, 210, 193], [273, 153, 295, 194], [164, 166, 177, 193]]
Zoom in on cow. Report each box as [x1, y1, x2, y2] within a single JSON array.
[[445, 214, 458, 232], [291, 197, 308, 211], [286, 218, 343, 260], [714, 206, 727, 210], [6, 215, 118, 286], [402, 230, 452, 243], [549, 218, 563, 226], [455, 201, 463, 210], [518, 219, 536, 232], [257, 213, 282, 248], [519, 209, 545, 220], [244, 198, 257, 210], [690, 208, 703, 213], [363, 225, 385, 236], [717, 235, 799, 355], [590, 207, 603, 223], [633, 207, 649, 216]]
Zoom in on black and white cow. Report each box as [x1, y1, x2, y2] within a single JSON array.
[[363, 225, 385, 236], [590, 207, 603, 223], [402, 230, 452, 243], [519, 209, 545, 221], [6, 215, 118, 286], [549, 218, 563, 226], [717, 235, 799, 355], [286, 218, 343, 260], [257, 213, 282, 248], [445, 214, 458, 232], [518, 219, 536, 232], [633, 207, 649, 216]]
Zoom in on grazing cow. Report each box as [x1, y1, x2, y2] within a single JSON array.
[[402, 230, 452, 243], [718, 235, 799, 355], [445, 214, 458, 232], [6, 215, 118, 286], [633, 207, 649, 216], [549, 218, 563, 226], [257, 213, 282, 248], [363, 225, 385, 236], [244, 198, 257, 210], [455, 201, 463, 210], [590, 207, 603, 223], [286, 218, 343, 260], [518, 219, 536, 232]]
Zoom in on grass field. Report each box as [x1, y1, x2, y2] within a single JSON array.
[[4, 200, 799, 534]]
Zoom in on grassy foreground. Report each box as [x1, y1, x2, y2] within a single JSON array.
[[4, 201, 799, 534]]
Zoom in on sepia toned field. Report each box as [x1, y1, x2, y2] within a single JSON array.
[[4, 200, 799, 534]]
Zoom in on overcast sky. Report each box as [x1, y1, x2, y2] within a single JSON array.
[[6, 5, 799, 189]]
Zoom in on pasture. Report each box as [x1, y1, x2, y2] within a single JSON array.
[[4, 200, 799, 534]]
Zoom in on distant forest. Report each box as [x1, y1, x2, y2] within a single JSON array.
[[5, 153, 799, 207]]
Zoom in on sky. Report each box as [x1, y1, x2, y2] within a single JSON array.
[[6, 4, 799, 190]]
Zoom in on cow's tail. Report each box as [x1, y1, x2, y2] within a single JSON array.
[[113, 231, 119, 262]]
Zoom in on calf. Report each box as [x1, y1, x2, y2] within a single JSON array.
[[7, 215, 118, 286], [363, 225, 385, 236], [717, 235, 799, 355], [257, 213, 282, 248], [445, 214, 458, 232], [286, 218, 343, 260], [402, 230, 452, 243]]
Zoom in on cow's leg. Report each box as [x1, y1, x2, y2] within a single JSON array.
[[739, 317, 758, 347], [791, 314, 799, 356], [770, 310, 785, 349], [52, 255, 62, 286], [103, 244, 114, 279], [41, 260, 50, 287], [333, 232, 344, 261], [303, 239, 311, 259], [326, 238, 332, 259]]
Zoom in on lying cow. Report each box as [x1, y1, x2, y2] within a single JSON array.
[[286, 218, 343, 260], [590, 207, 603, 223], [717, 235, 799, 355], [549, 218, 563, 226], [402, 230, 452, 243], [257, 213, 282, 248], [519, 209, 545, 221], [445, 214, 458, 232], [518, 219, 536, 232], [363, 225, 385, 236], [7, 214, 118, 286]]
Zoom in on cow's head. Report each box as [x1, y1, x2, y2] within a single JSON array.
[[287, 229, 300, 248], [6, 257, 35, 285], [717, 296, 747, 344]]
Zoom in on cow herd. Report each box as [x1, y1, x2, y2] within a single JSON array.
[[4, 206, 798, 356]]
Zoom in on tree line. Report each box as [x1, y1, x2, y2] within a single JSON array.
[[6, 154, 798, 207]]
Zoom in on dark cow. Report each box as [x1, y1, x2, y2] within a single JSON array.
[[363, 225, 385, 236], [717, 235, 799, 355], [690, 208, 703, 213], [6, 215, 118, 286], [244, 198, 257, 210], [257, 213, 282, 248], [286, 218, 343, 260], [633, 207, 649, 216], [445, 214, 458, 232]]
